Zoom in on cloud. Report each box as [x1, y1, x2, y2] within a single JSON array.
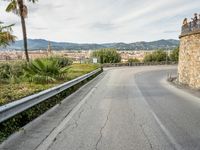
[[65, 17, 78, 21], [32, 27, 47, 30], [0, 0, 200, 43], [90, 22, 118, 31], [163, 30, 179, 34]]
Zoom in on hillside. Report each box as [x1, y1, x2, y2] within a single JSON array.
[[0, 39, 179, 50]]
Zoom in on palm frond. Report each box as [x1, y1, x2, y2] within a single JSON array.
[[60, 66, 71, 74], [5, 0, 17, 13], [0, 22, 16, 47], [23, 57, 72, 83], [1, 24, 15, 32]]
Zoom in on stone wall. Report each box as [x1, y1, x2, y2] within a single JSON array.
[[178, 31, 200, 89]]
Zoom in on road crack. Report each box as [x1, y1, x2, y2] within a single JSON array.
[[95, 109, 111, 150], [73, 108, 85, 129], [45, 108, 86, 150], [140, 124, 153, 150]]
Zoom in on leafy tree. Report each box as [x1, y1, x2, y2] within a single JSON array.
[[0, 22, 16, 47], [170, 47, 179, 62], [92, 48, 121, 64], [143, 50, 168, 62], [5, 0, 37, 62], [128, 58, 140, 63]]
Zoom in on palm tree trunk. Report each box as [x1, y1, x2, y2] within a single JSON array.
[[18, 0, 29, 62], [20, 15, 29, 62]]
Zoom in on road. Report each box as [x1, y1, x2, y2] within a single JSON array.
[[1, 66, 200, 150]]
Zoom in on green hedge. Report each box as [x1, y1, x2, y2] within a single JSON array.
[[0, 69, 102, 143]]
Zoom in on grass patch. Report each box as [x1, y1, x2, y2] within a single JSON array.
[[67, 64, 99, 80]]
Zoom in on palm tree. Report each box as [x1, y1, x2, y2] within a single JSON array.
[[5, 0, 37, 62], [23, 58, 71, 83], [0, 22, 16, 47]]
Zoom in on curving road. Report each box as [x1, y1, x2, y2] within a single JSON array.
[[1, 66, 200, 150]]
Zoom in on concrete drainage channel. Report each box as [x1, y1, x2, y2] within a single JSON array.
[[0, 68, 103, 143]]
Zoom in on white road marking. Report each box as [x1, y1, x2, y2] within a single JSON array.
[[134, 74, 182, 150], [151, 110, 182, 150]]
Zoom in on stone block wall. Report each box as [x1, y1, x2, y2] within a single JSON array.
[[178, 31, 200, 89]]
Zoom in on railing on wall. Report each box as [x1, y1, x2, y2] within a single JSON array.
[[181, 20, 200, 35]]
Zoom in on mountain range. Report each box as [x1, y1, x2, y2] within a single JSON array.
[[0, 39, 179, 51]]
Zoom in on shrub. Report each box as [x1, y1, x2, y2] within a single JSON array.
[[0, 61, 25, 83], [143, 50, 168, 62], [48, 56, 73, 67], [170, 47, 179, 62], [0, 63, 10, 80], [92, 48, 121, 64], [23, 58, 70, 83]]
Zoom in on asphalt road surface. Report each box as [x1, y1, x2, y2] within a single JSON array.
[[1, 66, 200, 150]]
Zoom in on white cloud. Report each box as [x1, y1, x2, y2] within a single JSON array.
[[0, 0, 200, 43]]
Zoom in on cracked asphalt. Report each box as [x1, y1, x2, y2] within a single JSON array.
[[1, 66, 200, 150]]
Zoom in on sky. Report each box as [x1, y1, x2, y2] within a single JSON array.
[[0, 0, 200, 43]]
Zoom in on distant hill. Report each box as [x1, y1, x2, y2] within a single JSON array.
[[0, 39, 179, 50]]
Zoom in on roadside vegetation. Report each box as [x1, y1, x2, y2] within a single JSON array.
[[170, 47, 179, 62], [143, 48, 179, 62], [0, 57, 101, 143], [128, 58, 140, 63], [143, 50, 169, 62], [92, 48, 121, 64], [0, 57, 99, 105]]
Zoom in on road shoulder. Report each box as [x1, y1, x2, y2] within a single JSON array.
[[0, 71, 106, 150]]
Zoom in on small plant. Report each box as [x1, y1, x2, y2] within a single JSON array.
[[23, 57, 70, 83]]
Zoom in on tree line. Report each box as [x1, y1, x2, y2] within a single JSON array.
[[92, 47, 179, 64], [143, 48, 179, 62]]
